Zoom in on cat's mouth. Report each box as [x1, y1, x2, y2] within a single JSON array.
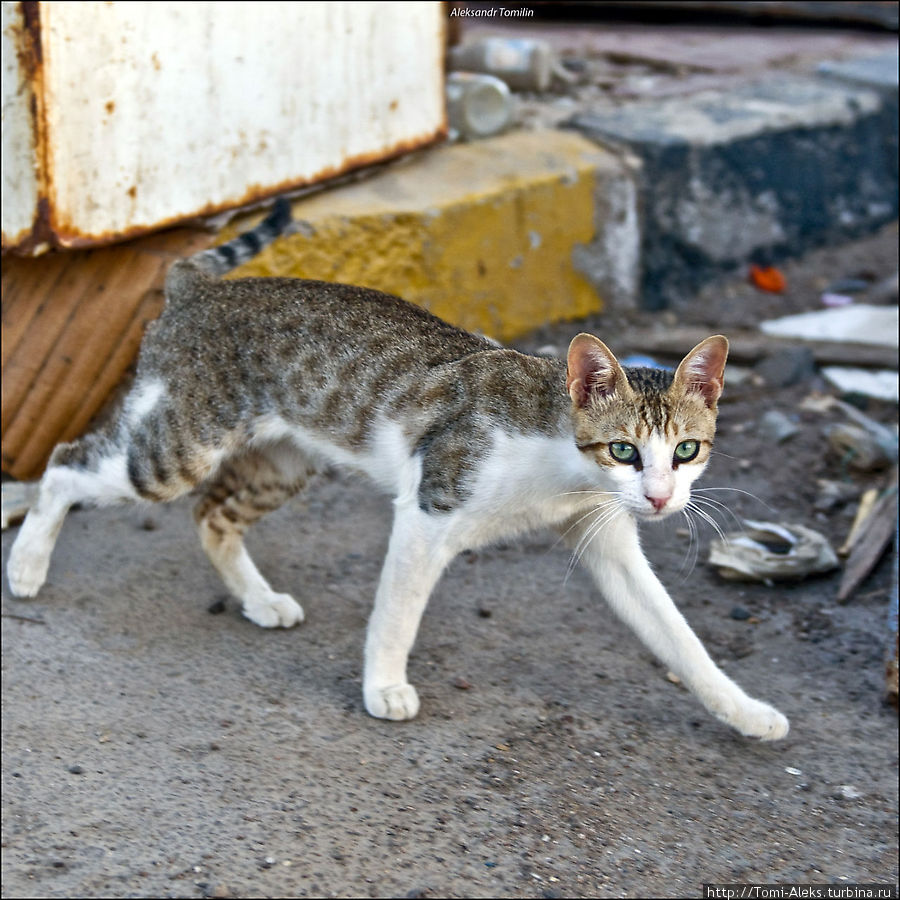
[[634, 499, 684, 521]]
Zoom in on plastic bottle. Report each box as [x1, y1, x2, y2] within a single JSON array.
[[448, 38, 554, 92], [445, 72, 512, 141]]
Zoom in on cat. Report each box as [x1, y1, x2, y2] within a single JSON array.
[[6, 199, 789, 741]]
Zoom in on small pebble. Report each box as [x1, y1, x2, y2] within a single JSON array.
[[837, 784, 862, 800], [207, 598, 227, 615], [67, 765, 85, 774], [730, 606, 752, 621], [785, 766, 803, 776], [453, 676, 473, 690], [758, 409, 800, 444]]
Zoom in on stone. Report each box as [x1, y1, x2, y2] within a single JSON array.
[[568, 74, 898, 308]]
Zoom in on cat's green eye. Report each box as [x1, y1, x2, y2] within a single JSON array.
[[674, 439, 700, 462], [609, 441, 639, 464]]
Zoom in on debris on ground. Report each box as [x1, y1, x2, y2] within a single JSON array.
[[821, 366, 899, 403], [709, 520, 839, 583], [749, 264, 787, 294], [837, 469, 898, 603], [840, 489, 881, 556], [828, 422, 899, 472], [623, 326, 898, 370], [445, 72, 513, 140], [802, 394, 899, 472], [448, 37, 558, 92], [759, 305, 899, 348], [814, 479, 861, 512]]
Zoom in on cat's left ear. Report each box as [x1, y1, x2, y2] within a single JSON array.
[[673, 335, 729, 408], [566, 333, 628, 407]]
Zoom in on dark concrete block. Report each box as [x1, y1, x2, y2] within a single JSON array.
[[568, 74, 899, 309]]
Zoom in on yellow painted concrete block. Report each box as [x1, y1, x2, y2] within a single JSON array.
[[223, 130, 622, 341]]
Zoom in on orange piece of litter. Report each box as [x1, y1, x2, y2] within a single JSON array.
[[749, 264, 787, 293]]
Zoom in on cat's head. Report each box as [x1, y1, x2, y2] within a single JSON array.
[[566, 333, 728, 521]]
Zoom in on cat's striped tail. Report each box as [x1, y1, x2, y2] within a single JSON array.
[[190, 197, 294, 277], [165, 197, 296, 299]]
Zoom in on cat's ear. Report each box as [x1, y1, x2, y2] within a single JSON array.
[[673, 335, 729, 408], [566, 334, 627, 407]]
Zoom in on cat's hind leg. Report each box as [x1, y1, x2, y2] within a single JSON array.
[[193, 443, 312, 629], [8, 389, 228, 598]]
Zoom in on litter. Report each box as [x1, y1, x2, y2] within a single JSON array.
[[821, 366, 899, 403], [802, 393, 899, 470], [448, 37, 556, 92], [749, 264, 787, 293], [837, 471, 898, 603], [709, 520, 839, 583], [827, 422, 898, 472], [445, 72, 512, 141], [839, 489, 879, 556], [760, 304, 899, 348], [814, 479, 860, 512]]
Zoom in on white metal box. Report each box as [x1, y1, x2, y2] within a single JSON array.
[[1, 1, 447, 253]]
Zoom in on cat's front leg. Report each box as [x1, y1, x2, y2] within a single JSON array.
[[561, 511, 789, 741], [363, 503, 455, 721]]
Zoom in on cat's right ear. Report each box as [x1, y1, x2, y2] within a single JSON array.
[[566, 334, 626, 407]]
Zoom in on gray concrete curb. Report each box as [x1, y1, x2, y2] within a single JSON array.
[[567, 49, 899, 309]]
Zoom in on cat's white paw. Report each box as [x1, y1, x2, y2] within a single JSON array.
[[726, 698, 790, 742], [364, 682, 420, 721], [7, 539, 50, 598], [242, 592, 304, 629]]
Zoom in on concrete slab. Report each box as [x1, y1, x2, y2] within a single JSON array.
[[568, 73, 899, 308], [818, 48, 900, 91], [222, 130, 641, 340]]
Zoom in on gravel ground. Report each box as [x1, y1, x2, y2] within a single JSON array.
[[2, 226, 898, 899]]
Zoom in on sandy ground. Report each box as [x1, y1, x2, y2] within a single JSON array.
[[2, 226, 898, 899]]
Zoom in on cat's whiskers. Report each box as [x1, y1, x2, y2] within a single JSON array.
[[677, 506, 700, 579], [549, 491, 624, 551], [565, 502, 625, 582], [688, 494, 743, 532], [692, 485, 775, 515], [684, 499, 728, 543]]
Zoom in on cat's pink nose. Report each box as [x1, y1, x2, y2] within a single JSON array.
[[645, 493, 670, 512]]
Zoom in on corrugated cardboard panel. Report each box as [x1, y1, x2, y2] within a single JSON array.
[[1, 228, 212, 479]]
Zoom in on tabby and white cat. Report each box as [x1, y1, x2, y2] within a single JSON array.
[[7, 200, 788, 740]]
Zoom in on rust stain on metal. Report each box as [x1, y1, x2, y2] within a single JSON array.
[[2, 1, 53, 256], [26, 124, 448, 254], [20, 1, 41, 65]]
